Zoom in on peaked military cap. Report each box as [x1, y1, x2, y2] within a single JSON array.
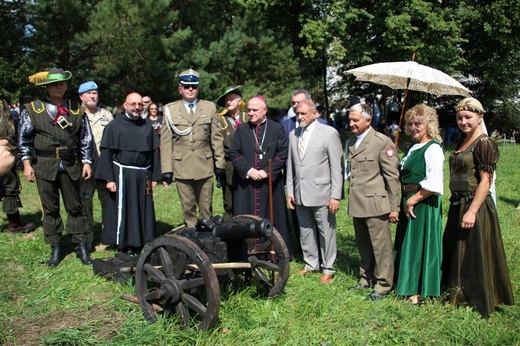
[[178, 69, 200, 86]]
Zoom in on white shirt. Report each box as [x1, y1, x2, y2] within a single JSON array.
[[355, 126, 371, 149]]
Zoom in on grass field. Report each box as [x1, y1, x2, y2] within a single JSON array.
[[1, 139, 519, 345]]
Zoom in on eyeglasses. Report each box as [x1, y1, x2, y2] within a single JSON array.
[[181, 85, 199, 90], [407, 122, 423, 128], [143, 100, 151, 104], [126, 102, 144, 107]]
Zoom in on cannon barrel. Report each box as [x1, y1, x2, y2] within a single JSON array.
[[212, 218, 273, 240]]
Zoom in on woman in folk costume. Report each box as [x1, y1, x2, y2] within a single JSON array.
[[441, 97, 514, 315], [393, 104, 444, 305]]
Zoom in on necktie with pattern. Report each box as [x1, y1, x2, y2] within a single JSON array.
[[299, 127, 308, 159]]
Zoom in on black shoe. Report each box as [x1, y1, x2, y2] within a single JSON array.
[[76, 243, 93, 265], [48, 245, 61, 267], [366, 291, 388, 301], [349, 283, 370, 291]]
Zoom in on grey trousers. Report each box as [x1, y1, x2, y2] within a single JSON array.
[[296, 204, 337, 274]]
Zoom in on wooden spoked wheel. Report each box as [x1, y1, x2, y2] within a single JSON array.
[[135, 235, 220, 330], [236, 215, 291, 298]]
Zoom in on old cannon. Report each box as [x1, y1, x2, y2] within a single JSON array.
[[93, 215, 290, 331]]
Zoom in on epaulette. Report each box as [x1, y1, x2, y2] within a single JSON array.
[[217, 115, 229, 130], [199, 99, 216, 106], [239, 111, 249, 123], [99, 107, 113, 117], [69, 100, 81, 115], [30, 100, 46, 114], [373, 131, 386, 141], [165, 100, 180, 108]]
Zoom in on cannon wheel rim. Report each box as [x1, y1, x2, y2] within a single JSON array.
[[135, 234, 220, 330], [235, 214, 290, 297]]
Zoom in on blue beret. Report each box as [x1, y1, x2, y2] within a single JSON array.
[[178, 69, 200, 85], [78, 81, 98, 94]]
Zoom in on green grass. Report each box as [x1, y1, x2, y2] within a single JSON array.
[[1, 142, 519, 345]]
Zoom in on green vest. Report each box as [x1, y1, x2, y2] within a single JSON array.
[[24, 99, 84, 181]]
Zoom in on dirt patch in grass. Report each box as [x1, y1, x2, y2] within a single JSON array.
[[4, 300, 125, 345]]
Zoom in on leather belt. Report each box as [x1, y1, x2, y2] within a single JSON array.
[[35, 147, 78, 160], [402, 183, 421, 196], [450, 190, 476, 205]]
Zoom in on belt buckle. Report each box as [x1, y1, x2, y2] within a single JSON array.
[[55, 146, 68, 159], [56, 115, 72, 130]]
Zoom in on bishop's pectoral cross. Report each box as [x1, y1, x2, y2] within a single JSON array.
[[255, 145, 265, 160]]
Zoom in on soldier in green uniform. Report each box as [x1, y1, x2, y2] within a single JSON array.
[[161, 69, 225, 227], [0, 96, 35, 233], [18, 68, 94, 267], [215, 86, 248, 221]]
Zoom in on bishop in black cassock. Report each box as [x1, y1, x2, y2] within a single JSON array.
[[230, 96, 293, 257]]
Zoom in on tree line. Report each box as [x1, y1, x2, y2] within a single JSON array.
[[1, 0, 518, 134]]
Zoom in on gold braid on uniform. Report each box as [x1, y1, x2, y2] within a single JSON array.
[[217, 99, 245, 130]]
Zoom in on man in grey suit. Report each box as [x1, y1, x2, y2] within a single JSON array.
[[346, 103, 400, 300], [286, 100, 343, 284]]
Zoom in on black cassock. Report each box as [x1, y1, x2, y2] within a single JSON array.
[[95, 114, 161, 250], [231, 118, 293, 257]]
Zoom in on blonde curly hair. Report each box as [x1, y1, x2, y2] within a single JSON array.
[[404, 104, 442, 142]]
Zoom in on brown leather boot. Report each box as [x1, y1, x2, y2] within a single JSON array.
[[7, 211, 36, 233]]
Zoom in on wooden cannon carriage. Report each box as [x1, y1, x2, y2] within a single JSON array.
[[93, 215, 291, 331]]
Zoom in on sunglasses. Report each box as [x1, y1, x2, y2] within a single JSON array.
[[181, 85, 199, 90]]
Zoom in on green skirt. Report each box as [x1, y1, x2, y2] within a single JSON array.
[[394, 194, 442, 297]]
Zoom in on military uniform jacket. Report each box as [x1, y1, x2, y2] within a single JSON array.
[[161, 99, 225, 180], [347, 128, 400, 218], [86, 107, 113, 161], [19, 99, 92, 181], [218, 111, 248, 186], [218, 111, 249, 160]]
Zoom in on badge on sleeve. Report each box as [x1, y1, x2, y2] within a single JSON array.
[[386, 148, 395, 157]]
